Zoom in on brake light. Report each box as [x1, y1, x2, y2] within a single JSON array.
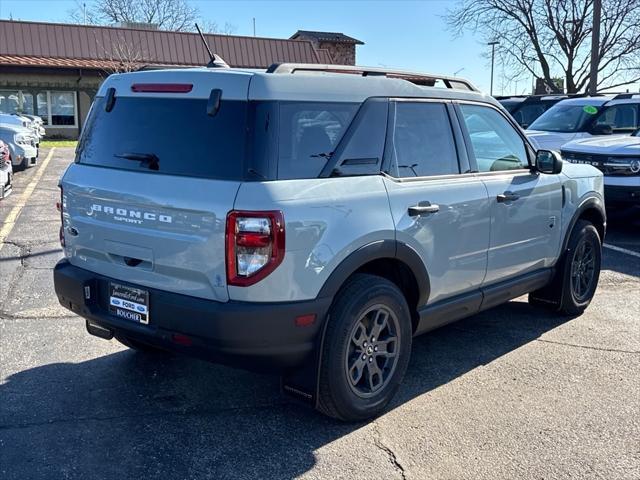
[[131, 83, 193, 93], [226, 211, 285, 287]]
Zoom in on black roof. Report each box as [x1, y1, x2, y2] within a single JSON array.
[[290, 30, 364, 45]]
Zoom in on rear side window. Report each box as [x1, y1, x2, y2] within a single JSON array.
[[277, 102, 358, 180], [387, 102, 459, 178], [77, 96, 248, 180], [595, 104, 639, 133]]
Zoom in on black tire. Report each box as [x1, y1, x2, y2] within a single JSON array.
[[529, 220, 601, 316], [317, 274, 412, 421], [115, 335, 168, 354], [13, 155, 29, 172]]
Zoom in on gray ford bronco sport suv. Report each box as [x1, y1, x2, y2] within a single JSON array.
[[54, 63, 605, 421]]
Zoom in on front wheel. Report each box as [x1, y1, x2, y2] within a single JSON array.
[[317, 274, 412, 421], [530, 220, 601, 316]]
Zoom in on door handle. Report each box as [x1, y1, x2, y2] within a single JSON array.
[[408, 202, 440, 216], [497, 191, 520, 203]]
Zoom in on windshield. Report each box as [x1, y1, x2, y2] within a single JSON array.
[[529, 104, 601, 132]]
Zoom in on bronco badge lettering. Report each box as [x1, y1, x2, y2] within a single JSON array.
[[89, 204, 172, 224]]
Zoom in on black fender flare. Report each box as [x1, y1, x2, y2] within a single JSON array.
[[561, 196, 607, 253], [316, 239, 430, 307], [280, 239, 430, 407]]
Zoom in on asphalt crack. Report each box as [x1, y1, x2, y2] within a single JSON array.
[[372, 421, 408, 480], [535, 338, 640, 354]]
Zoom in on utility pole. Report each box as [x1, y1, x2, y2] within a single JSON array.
[[488, 41, 499, 96], [83, 2, 87, 24], [589, 0, 601, 95], [253, 18, 256, 37]]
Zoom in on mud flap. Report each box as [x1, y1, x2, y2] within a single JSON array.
[[529, 263, 563, 311], [280, 313, 331, 408]]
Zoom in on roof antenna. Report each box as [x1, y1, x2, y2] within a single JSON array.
[[194, 23, 230, 69]]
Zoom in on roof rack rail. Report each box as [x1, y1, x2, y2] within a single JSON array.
[[610, 92, 640, 100], [495, 93, 595, 102], [266, 63, 479, 92]]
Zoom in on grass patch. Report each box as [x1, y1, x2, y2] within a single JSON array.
[[40, 140, 78, 148]]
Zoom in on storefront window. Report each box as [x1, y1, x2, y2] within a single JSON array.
[[37, 93, 49, 125], [0, 90, 34, 115], [50, 91, 76, 126]]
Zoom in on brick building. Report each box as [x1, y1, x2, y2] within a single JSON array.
[[290, 31, 364, 65]]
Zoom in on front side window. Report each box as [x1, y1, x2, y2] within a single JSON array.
[[595, 104, 639, 133], [529, 104, 601, 133], [387, 102, 459, 178], [277, 102, 358, 179], [460, 104, 528, 172]]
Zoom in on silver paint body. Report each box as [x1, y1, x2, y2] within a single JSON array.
[[61, 68, 604, 307]]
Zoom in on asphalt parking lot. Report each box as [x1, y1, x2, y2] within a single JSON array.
[[1, 147, 638, 480]]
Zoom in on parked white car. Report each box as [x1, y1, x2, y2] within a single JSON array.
[[0, 122, 38, 171], [0, 139, 12, 198], [561, 131, 640, 213], [525, 94, 640, 151]]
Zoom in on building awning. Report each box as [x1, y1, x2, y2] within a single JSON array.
[[0, 54, 126, 70]]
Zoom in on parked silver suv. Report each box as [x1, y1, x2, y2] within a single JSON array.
[[54, 64, 606, 421]]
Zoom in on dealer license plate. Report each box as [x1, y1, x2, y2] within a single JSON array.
[[109, 283, 149, 324]]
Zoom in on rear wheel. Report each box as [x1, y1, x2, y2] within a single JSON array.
[[115, 335, 168, 354], [317, 274, 412, 421]]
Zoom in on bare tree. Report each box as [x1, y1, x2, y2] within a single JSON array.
[[201, 20, 237, 35], [446, 0, 640, 93], [68, 0, 237, 34], [69, 0, 199, 31], [94, 32, 145, 74]]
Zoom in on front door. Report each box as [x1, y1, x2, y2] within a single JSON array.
[[456, 103, 563, 285]]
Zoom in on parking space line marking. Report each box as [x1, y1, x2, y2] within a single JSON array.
[[603, 243, 640, 259], [0, 148, 56, 253]]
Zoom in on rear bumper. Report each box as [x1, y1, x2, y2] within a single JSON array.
[[53, 260, 331, 370]]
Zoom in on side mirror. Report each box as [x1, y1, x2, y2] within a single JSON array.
[[535, 150, 563, 174], [590, 124, 613, 135]]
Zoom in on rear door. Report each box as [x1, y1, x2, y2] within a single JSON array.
[[456, 102, 562, 285], [382, 100, 491, 305], [61, 72, 252, 302]]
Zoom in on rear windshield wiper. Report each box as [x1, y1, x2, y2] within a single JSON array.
[[114, 152, 159, 171]]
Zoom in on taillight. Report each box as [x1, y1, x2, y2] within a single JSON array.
[[226, 211, 285, 286], [58, 187, 65, 247]]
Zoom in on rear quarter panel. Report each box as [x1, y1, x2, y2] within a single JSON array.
[[230, 176, 395, 302]]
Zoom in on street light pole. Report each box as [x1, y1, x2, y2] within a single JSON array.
[[589, 0, 601, 95], [488, 41, 499, 96]]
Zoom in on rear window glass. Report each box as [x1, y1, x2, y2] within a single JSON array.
[[77, 96, 248, 180], [277, 102, 358, 179]]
